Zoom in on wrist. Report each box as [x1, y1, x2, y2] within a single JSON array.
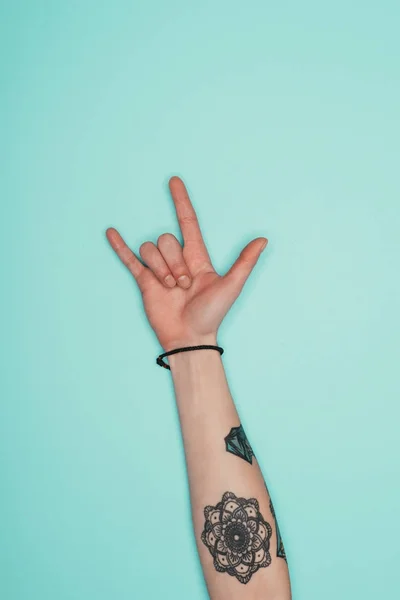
[[168, 344, 223, 374], [160, 334, 221, 372], [161, 333, 218, 353]]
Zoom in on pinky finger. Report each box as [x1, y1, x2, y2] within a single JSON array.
[[106, 228, 150, 289]]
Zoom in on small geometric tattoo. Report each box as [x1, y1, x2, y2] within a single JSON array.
[[269, 498, 287, 561], [224, 425, 254, 464]]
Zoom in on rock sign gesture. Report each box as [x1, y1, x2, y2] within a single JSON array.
[[106, 176, 268, 353]]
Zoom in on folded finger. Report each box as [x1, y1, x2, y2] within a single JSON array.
[[139, 241, 177, 288], [157, 233, 192, 289]]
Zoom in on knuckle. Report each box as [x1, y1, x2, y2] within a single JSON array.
[[139, 241, 152, 256], [179, 214, 197, 226], [126, 259, 137, 272], [239, 248, 254, 266], [157, 232, 176, 247], [170, 266, 186, 278], [168, 257, 186, 271], [119, 247, 133, 265]]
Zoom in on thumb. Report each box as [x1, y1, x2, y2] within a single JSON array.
[[223, 237, 268, 297]]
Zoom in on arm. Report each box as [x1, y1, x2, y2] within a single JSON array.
[[106, 176, 291, 599], [169, 347, 291, 599]]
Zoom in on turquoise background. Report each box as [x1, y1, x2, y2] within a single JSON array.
[[1, 1, 399, 599]]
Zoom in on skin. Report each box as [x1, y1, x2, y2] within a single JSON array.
[[106, 176, 267, 351], [106, 176, 291, 600]]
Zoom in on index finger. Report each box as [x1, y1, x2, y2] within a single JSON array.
[[169, 176, 211, 267]]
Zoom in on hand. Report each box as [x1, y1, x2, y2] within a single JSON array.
[[106, 176, 267, 351]]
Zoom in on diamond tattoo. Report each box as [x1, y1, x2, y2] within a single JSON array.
[[224, 425, 254, 464]]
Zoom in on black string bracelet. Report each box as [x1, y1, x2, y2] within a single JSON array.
[[156, 344, 224, 370]]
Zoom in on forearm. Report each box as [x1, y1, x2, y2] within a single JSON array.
[[169, 346, 291, 600]]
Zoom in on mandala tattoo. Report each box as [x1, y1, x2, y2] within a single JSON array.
[[224, 425, 254, 464], [201, 491, 272, 584], [269, 497, 287, 561]]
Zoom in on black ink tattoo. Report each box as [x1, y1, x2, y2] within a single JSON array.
[[264, 481, 287, 562], [269, 499, 287, 561], [201, 491, 272, 584], [224, 425, 254, 464]]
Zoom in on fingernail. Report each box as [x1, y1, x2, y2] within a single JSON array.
[[177, 275, 191, 289], [261, 239, 268, 252], [164, 275, 176, 287]]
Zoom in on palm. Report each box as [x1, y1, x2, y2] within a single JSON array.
[[107, 177, 267, 351], [142, 269, 223, 349]]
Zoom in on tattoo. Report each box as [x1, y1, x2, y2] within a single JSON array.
[[265, 482, 287, 562], [269, 499, 287, 561], [224, 425, 254, 464], [201, 491, 272, 584]]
